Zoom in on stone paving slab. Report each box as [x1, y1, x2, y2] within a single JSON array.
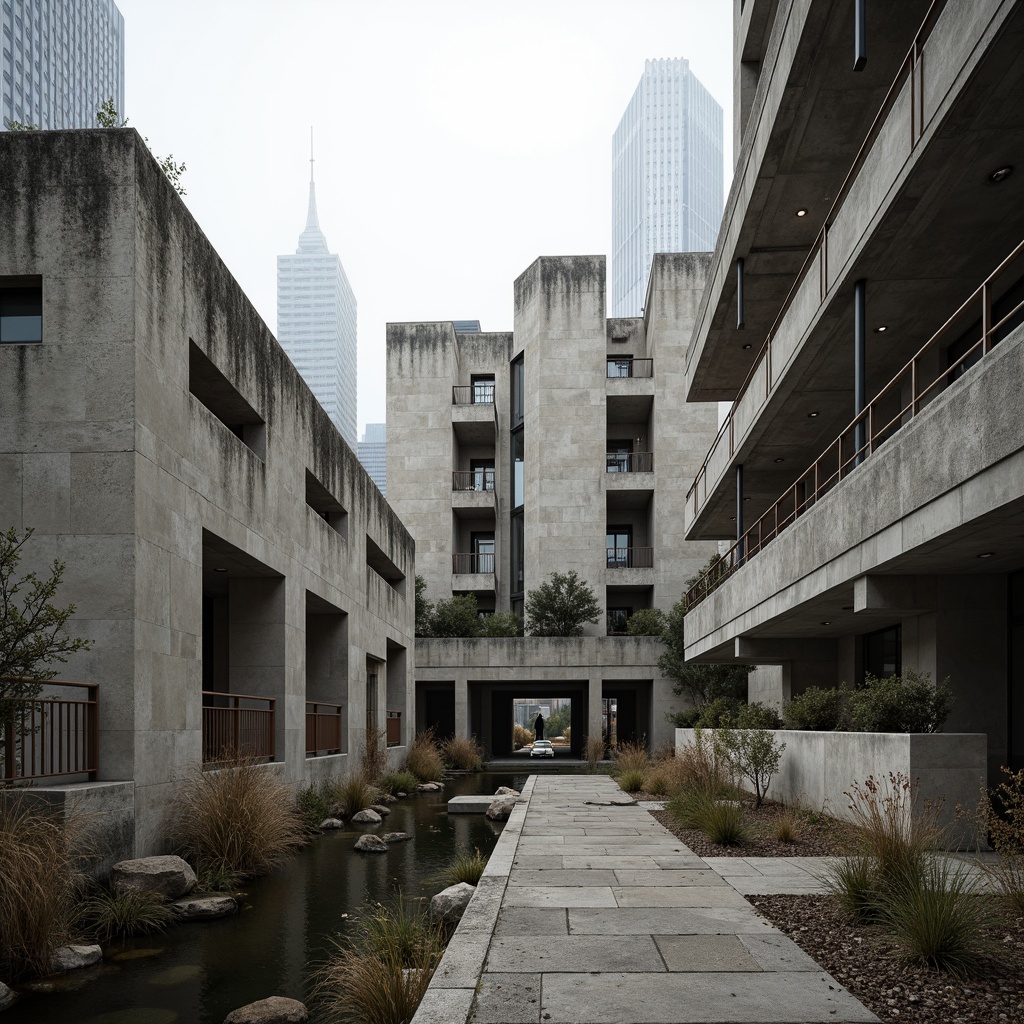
[[612, 868, 726, 886], [654, 933, 762, 971], [511, 869, 618, 886], [504, 885, 617, 908], [493, 907, 568, 936], [611, 884, 751, 909], [568, 906, 776, 935], [486, 934, 665, 973]]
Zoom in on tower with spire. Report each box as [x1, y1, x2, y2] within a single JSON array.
[[277, 133, 358, 447]]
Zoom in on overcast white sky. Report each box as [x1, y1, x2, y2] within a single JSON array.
[[116, 0, 734, 435]]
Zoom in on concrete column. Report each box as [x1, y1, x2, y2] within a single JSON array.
[[588, 678, 603, 748], [455, 677, 469, 739]]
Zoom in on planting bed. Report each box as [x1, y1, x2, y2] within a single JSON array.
[[751, 894, 1024, 1023]]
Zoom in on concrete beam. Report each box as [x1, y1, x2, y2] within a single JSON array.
[[734, 637, 838, 664], [853, 575, 936, 615]]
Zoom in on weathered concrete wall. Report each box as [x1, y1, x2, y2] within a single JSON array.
[[676, 727, 987, 846], [0, 129, 415, 856]]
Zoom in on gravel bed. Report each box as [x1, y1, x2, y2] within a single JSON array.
[[650, 800, 861, 858], [750, 894, 1024, 1023]]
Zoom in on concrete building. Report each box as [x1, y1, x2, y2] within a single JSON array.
[[0, 129, 414, 861], [277, 153, 358, 447], [358, 422, 387, 496], [2, 0, 124, 131], [681, 0, 1024, 781], [387, 254, 722, 756], [611, 58, 724, 318]]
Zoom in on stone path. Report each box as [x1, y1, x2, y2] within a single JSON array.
[[413, 775, 879, 1024]]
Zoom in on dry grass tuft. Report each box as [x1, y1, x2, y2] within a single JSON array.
[[643, 756, 691, 798], [406, 729, 445, 782], [336, 773, 379, 816], [613, 740, 651, 776], [441, 736, 484, 772], [771, 806, 801, 844], [585, 735, 605, 771]]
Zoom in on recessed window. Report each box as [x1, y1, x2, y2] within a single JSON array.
[[188, 341, 267, 460], [0, 279, 42, 344], [471, 375, 495, 405], [305, 469, 348, 539], [366, 535, 406, 596]]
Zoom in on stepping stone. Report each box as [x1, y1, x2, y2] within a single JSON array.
[[447, 795, 494, 814]]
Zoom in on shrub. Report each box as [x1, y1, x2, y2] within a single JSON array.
[[513, 724, 535, 750], [585, 735, 605, 771], [625, 608, 665, 636], [297, 780, 340, 829], [359, 893, 444, 967], [0, 795, 86, 980], [668, 789, 748, 845], [429, 595, 481, 638], [406, 729, 445, 782], [379, 770, 419, 796], [166, 756, 306, 879], [847, 670, 954, 733], [771, 807, 800, 844], [77, 886, 174, 944], [666, 706, 702, 728], [618, 768, 648, 793], [613, 740, 651, 776], [718, 727, 786, 809], [525, 571, 600, 637], [446, 848, 488, 886], [734, 702, 783, 730], [479, 611, 524, 637], [414, 575, 433, 638], [336, 773, 380, 816], [784, 685, 848, 731], [694, 697, 742, 728], [965, 766, 1024, 913], [361, 727, 389, 784], [675, 728, 734, 797], [441, 736, 484, 772]]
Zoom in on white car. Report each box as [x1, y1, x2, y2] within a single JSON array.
[[530, 739, 555, 758]]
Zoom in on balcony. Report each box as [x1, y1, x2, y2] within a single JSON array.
[[453, 383, 494, 405], [202, 691, 275, 763], [452, 469, 496, 517], [452, 389, 497, 444], [452, 551, 496, 593], [1, 680, 99, 784], [606, 451, 653, 474], [606, 547, 653, 569], [306, 701, 343, 757], [607, 357, 653, 379]]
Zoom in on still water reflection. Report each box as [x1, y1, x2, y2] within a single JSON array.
[[10, 772, 526, 1024]]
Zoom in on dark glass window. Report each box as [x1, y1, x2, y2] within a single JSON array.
[[607, 355, 634, 378], [606, 438, 632, 473], [511, 511, 524, 598], [512, 429, 524, 509], [607, 607, 632, 635], [470, 459, 495, 492], [471, 532, 494, 574], [471, 374, 495, 404], [606, 526, 632, 567], [0, 285, 42, 343], [863, 625, 901, 680], [1010, 571, 1024, 771], [510, 354, 524, 428]]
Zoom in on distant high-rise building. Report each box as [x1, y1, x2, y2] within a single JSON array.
[[2, 0, 125, 131], [358, 422, 386, 496], [453, 320, 481, 334], [611, 58, 723, 318], [277, 149, 357, 447]]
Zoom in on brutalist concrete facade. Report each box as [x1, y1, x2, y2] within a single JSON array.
[[0, 129, 415, 856], [387, 254, 723, 754], [682, 0, 1024, 780]]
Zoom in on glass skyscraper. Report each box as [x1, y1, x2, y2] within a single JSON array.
[[277, 158, 358, 448], [2, 0, 124, 131], [358, 422, 386, 496], [611, 58, 723, 318]]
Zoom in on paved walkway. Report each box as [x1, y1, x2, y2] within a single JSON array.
[[414, 775, 880, 1024]]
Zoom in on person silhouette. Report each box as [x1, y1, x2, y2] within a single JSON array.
[[534, 713, 545, 741]]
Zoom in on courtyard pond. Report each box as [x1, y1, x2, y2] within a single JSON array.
[[7, 771, 527, 1024]]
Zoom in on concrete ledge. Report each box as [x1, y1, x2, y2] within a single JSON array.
[[447, 795, 495, 814]]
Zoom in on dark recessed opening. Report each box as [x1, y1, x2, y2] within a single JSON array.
[[366, 535, 406, 596], [188, 340, 266, 460], [0, 277, 42, 344], [305, 469, 348, 539]]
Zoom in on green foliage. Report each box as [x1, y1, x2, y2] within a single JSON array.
[[0, 526, 93, 723], [625, 608, 665, 636], [613, 740, 651, 776], [847, 670, 954, 733], [784, 685, 849, 731], [446, 848, 488, 886], [95, 100, 187, 195], [3, 118, 37, 130], [95, 98, 127, 128], [479, 611, 524, 637], [525, 571, 600, 637], [297, 780, 339, 829], [405, 729, 444, 782], [414, 575, 433, 637], [335, 773, 380, 816], [378, 770, 419, 796], [825, 854, 880, 923], [718, 727, 786, 809], [428, 595, 481, 638], [543, 704, 571, 739], [77, 885, 174, 944], [694, 697, 742, 728], [668, 789, 749, 845], [734, 702, 784, 730]]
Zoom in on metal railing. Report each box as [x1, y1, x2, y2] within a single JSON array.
[[452, 551, 495, 574], [684, 236, 1024, 613], [453, 468, 495, 492], [607, 358, 653, 379], [1, 679, 99, 783], [687, 0, 946, 522], [202, 691, 275, 763], [606, 451, 654, 473], [386, 709, 402, 747], [606, 546, 654, 569], [452, 383, 495, 405], [306, 701, 343, 756]]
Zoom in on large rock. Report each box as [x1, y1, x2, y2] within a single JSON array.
[[354, 834, 388, 853], [319, 818, 345, 830], [111, 855, 197, 899], [486, 795, 518, 821], [351, 808, 382, 824], [495, 786, 520, 796], [429, 882, 475, 925], [417, 782, 442, 792], [51, 944, 103, 973], [0, 981, 17, 1011], [224, 996, 309, 1024], [383, 832, 412, 843], [173, 896, 238, 921], [369, 804, 391, 816]]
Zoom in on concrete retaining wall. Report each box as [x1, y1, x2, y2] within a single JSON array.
[[675, 728, 987, 846]]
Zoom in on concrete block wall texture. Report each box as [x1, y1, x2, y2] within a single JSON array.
[[0, 129, 415, 855]]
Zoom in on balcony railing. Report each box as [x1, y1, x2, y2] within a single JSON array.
[[684, 236, 1024, 613], [1, 679, 99, 784], [607, 358, 653, 379], [452, 552, 495, 574], [202, 691, 275, 763], [453, 384, 495, 405], [606, 451, 653, 473], [306, 701, 343, 757], [688, 0, 946, 522], [606, 546, 654, 569], [386, 709, 402, 747], [453, 468, 495, 492]]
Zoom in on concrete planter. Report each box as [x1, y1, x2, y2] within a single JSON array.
[[675, 728, 987, 846]]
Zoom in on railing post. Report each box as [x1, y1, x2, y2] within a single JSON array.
[[3, 719, 14, 781], [88, 683, 99, 781]]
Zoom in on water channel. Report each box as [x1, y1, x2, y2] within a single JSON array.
[[9, 771, 528, 1024]]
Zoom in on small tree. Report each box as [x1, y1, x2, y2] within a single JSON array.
[[414, 575, 433, 637], [429, 595, 481, 638], [525, 571, 600, 637], [719, 727, 786, 809], [0, 527, 92, 723]]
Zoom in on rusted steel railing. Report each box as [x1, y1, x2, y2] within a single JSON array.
[[606, 546, 654, 569], [687, 0, 946, 523], [1, 679, 99, 783], [606, 451, 654, 473], [685, 236, 1024, 613], [452, 551, 495, 574], [202, 690, 275, 763], [452, 383, 495, 405], [306, 701, 343, 756], [386, 709, 402, 747], [453, 468, 495, 492], [607, 357, 653, 379]]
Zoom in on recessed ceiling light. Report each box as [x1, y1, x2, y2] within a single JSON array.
[[744, 497, 751, 501], [875, 325, 888, 333], [729, 516, 736, 521], [774, 458, 784, 463], [989, 166, 1013, 184], [821, 620, 831, 626], [796, 209, 808, 217], [808, 411, 819, 418], [214, 567, 228, 573], [978, 551, 994, 559], [742, 343, 752, 350], [842, 605, 853, 611]]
